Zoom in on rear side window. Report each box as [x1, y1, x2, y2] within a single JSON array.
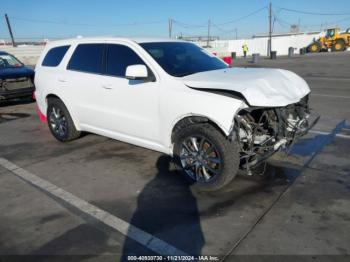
[[106, 44, 145, 77], [42, 45, 70, 67], [67, 44, 104, 74]]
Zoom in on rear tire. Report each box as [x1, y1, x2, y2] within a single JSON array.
[[47, 98, 81, 142], [173, 123, 240, 192]]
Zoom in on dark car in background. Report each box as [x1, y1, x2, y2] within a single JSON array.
[[0, 51, 35, 101]]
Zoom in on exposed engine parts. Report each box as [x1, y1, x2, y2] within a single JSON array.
[[233, 95, 319, 174]]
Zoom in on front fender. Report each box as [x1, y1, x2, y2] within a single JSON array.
[[160, 87, 248, 151]]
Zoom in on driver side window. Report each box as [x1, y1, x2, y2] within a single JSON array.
[[106, 44, 146, 77]]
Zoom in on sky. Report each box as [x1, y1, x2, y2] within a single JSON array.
[[1, 0, 350, 40]]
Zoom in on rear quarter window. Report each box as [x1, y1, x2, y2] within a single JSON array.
[[42, 45, 70, 67]]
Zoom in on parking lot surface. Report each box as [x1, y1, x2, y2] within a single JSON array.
[[0, 52, 350, 261]]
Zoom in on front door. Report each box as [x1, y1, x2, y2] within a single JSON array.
[[98, 44, 160, 142]]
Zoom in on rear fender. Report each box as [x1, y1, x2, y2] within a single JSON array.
[[45, 94, 81, 130]]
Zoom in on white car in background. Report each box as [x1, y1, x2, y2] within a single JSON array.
[[34, 38, 318, 191]]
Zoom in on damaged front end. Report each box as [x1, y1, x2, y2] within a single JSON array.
[[233, 95, 319, 175]]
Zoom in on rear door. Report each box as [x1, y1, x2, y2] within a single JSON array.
[[64, 43, 108, 127]]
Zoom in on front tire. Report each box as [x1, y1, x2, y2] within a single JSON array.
[[173, 123, 240, 192], [332, 40, 345, 52], [308, 42, 321, 53], [47, 98, 81, 142]]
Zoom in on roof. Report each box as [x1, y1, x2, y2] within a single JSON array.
[[133, 37, 186, 43], [0, 51, 9, 55], [46, 36, 186, 46]]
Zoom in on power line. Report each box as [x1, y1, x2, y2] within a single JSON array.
[[274, 14, 350, 31], [216, 6, 267, 26], [211, 23, 236, 34], [6, 7, 269, 40], [275, 18, 289, 29], [172, 7, 269, 39], [172, 8, 267, 37], [172, 20, 207, 28], [279, 7, 350, 16], [275, 17, 293, 27], [9, 16, 166, 27]]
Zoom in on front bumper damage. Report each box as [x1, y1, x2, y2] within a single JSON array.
[[231, 95, 319, 174]]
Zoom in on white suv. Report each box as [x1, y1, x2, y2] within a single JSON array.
[[35, 37, 317, 191]]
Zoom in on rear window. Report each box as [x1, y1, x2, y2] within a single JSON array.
[[67, 44, 104, 74], [0, 54, 23, 68], [42, 45, 70, 67]]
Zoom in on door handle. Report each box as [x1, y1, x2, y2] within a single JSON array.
[[102, 84, 113, 90], [58, 78, 67, 83]]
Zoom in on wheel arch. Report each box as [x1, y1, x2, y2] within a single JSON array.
[[46, 93, 81, 130], [170, 115, 229, 144], [46, 93, 61, 102], [171, 117, 240, 191], [335, 38, 346, 44]]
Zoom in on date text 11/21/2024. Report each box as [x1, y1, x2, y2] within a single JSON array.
[[127, 255, 220, 261]]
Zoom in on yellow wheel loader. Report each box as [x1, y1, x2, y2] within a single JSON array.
[[307, 28, 350, 53]]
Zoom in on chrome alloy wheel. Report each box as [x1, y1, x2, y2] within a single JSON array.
[[180, 136, 222, 183], [49, 106, 67, 138]]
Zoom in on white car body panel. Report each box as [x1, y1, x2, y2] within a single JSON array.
[[183, 68, 310, 107], [34, 37, 310, 155]]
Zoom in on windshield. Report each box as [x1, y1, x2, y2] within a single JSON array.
[[0, 54, 23, 69], [140, 42, 228, 77], [326, 29, 335, 38]]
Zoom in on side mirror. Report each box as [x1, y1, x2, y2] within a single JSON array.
[[125, 64, 148, 80]]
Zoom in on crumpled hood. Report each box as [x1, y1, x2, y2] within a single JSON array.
[[182, 68, 310, 107]]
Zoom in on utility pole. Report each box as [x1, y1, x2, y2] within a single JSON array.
[[268, 1, 272, 57], [207, 19, 211, 47], [235, 28, 238, 40], [5, 14, 16, 47], [168, 18, 173, 39]]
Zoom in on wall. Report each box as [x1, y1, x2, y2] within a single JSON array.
[[197, 32, 323, 57]]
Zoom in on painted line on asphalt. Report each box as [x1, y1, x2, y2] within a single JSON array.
[[312, 93, 350, 99], [310, 129, 350, 139], [0, 157, 188, 256]]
